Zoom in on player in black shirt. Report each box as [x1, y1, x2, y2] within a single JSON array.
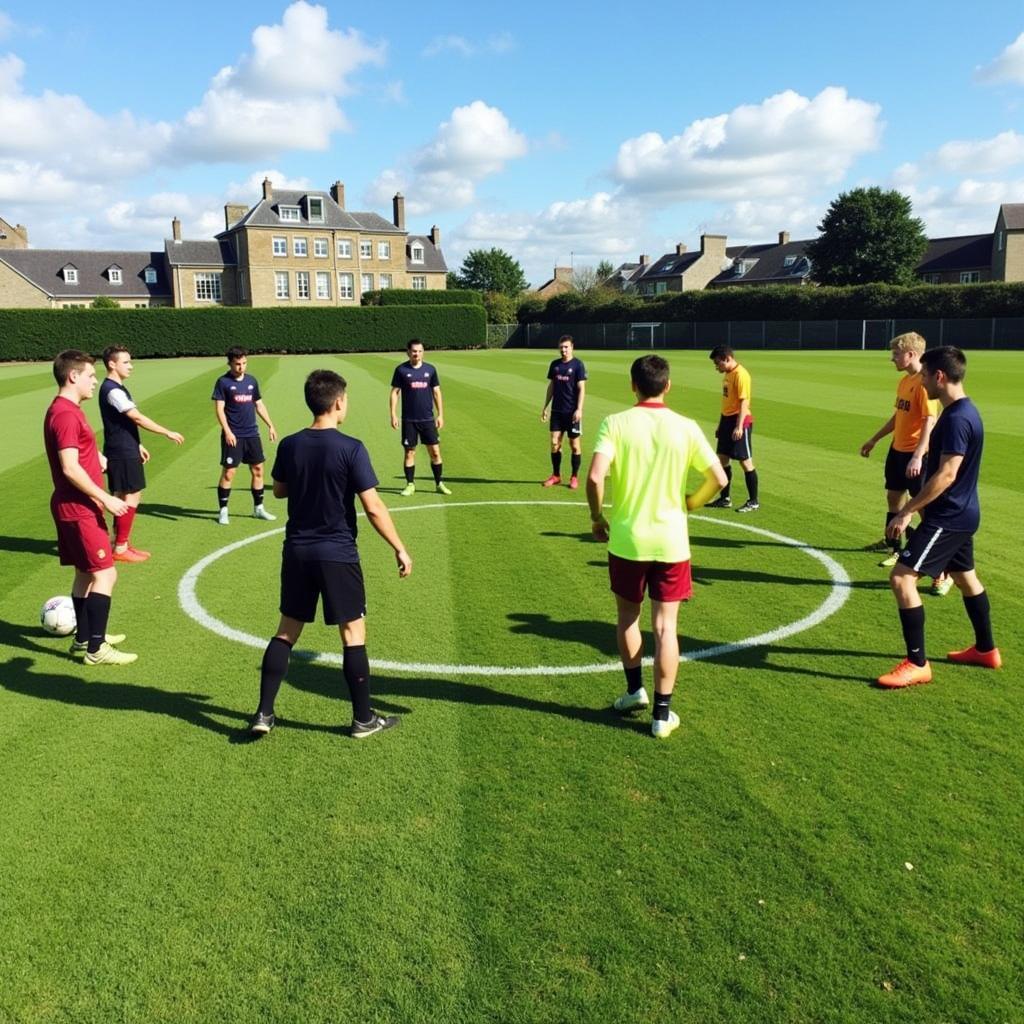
[[99, 346, 185, 563], [249, 369, 413, 740], [540, 335, 587, 489], [389, 338, 450, 496]]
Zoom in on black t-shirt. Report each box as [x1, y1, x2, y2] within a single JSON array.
[[922, 397, 984, 532], [99, 378, 141, 457], [391, 361, 439, 422], [271, 429, 379, 562], [212, 372, 261, 437], [547, 357, 587, 414]]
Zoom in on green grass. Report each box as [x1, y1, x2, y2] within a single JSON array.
[[0, 350, 1021, 1024]]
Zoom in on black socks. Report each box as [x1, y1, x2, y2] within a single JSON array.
[[570, 453, 581, 477], [72, 595, 89, 644], [251, 487, 264, 509], [551, 451, 562, 476], [653, 692, 673, 722], [898, 606, 927, 666], [624, 665, 642, 695], [721, 464, 733, 500], [404, 465, 414, 484], [217, 486, 230, 509], [85, 592, 111, 654], [258, 637, 293, 716], [963, 591, 995, 652], [343, 645, 373, 723], [431, 462, 443, 485], [744, 470, 759, 504]]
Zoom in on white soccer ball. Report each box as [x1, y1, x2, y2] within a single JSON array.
[[41, 595, 76, 636]]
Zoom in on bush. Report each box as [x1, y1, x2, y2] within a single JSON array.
[[0, 306, 487, 361], [378, 288, 483, 306], [482, 291, 517, 324]]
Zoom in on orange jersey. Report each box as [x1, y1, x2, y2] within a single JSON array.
[[892, 372, 939, 452], [720, 364, 752, 417]]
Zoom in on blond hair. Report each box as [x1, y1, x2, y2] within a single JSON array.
[[890, 332, 927, 355]]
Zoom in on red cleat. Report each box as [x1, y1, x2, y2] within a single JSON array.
[[877, 659, 933, 689], [542, 475, 562, 487], [568, 476, 579, 490], [113, 547, 148, 563], [128, 546, 151, 560], [948, 646, 1002, 669]]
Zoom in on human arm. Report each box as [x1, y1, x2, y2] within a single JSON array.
[[686, 462, 729, 511], [860, 415, 895, 457], [57, 448, 128, 516], [907, 415, 937, 478], [214, 400, 236, 448], [573, 381, 586, 424], [731, 397, 750, 441], [389, 387, 400, 430], [887, 452, 963, 538], [125, 408, 184, 446], [540, 381, 554, 422], [358, 487, 412, 577], [255, 399, 277, 442], [433, 386, 444, 431], [586, 452, 611, 542]]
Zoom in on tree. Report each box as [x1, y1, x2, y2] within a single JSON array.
[[445, 271, 460, 290], [806, 187, 928, 286], [570, 265, 602, 296], [595, 259, 615, 283], [455, 248, 527, 296], [90, 295, 120, 309], [482, 290, 517, 324]]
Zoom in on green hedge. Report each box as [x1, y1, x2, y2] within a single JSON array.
[[0, 306, 487, 361], [363, 288, 483, 306], [520, 282, 1024, 324]]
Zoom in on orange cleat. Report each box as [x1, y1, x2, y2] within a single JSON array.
[[542, 475, 562, 487], [948, 646, 1002, 669], [113, 546, 148, 563], [128, 546, 151, 559], [876, 659, 933, 689], [568, 476, 579, 490]]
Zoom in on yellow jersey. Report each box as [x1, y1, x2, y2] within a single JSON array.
[[893, 372, 939, 453], [721, 364, 752, 418]]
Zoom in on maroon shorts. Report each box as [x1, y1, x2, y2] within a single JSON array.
[[608, 553, 692, 603], [55, 508, 113, 573]]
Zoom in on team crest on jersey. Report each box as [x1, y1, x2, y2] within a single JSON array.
[[97, 547, 106, 559]]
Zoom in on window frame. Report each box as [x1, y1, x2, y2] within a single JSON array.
[[411, 275, 426, 291], [279, 205, 301, 222], [64, 267, 79, 284], [337, 239, 352, 259], [378, 241, 391, 260], [144, 267, 157, 284], [307, 196, 325, 223], [380, 273, 393, 289], [275, 271, 290, 300], [315, 271, 331, 299], [960, 270, 981, 284], [272, 236, 287, 257], [313, 237, 329, 258], [359, 240, 373, 259], [361, 272, 374, 293], [338, 272, 354, 300], [293, 237, 308, 258], [296, 271, 311, 300], [410, 244, 425, 264], [194, 272, 223, 302]]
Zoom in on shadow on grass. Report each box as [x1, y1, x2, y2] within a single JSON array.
[[0, 534, 58, 555], [388, 475, 552, 486], [506, 611, 619, 656], [136, 503, 219, 522]]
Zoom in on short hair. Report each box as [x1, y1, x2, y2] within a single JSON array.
[[890, 332, 927, 355], [920, 345, 967, 383], [558, 334, 574, 346], [226, 346, 247, 362], [53, 350, 94, 386], [631, 354, 670, 399], [709, 345, 734, 362], [102, 344, 129, 370], [407, 338, 424, 351], [304, 369, 348, 414]]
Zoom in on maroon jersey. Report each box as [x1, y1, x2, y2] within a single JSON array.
[[44, 396, 103, 520]]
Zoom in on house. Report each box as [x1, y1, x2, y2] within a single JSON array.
[[0, 217, 29, 249], [534, 267, 573, 299]]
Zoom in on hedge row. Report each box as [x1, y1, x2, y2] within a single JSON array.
[[520, 282, 1024, 324], [361, 288, 483, 306], [0, 306, 487, 361]]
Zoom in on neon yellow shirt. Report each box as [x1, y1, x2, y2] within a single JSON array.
[[593, 402, 718, 562]]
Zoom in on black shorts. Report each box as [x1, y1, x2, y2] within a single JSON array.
[[222, 434, 265, 468], [280, 551, 366, 625], [402, 419, 439, 448], [106, 456, 146, 493], [884, 446, 923, 497], [716, 415, 754, 461], [549, 411, 582, 438], [897, 523, 974, 578]]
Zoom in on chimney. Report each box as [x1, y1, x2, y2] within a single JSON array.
[[675, 243, 687, 255], [700, 233, 727, 257], [330, 181, 345, 209], [778, 230, 790, 245], [639, 254, 650, 266], [172, 217, 182, 242], [262, 177, 273, 202], [224, 203, 248, 232], [554, 266, 573, 282], [393, 192, 406, 230], [429, 225, 441, 247]]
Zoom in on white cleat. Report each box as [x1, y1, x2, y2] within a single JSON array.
[[253, 505, 277, 521], [613, 687, 650, 712], [218, 508, 229, 526], [651, 710, 680, 739]]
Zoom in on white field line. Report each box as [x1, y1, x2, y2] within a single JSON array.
[[178, 501, 851, 677]]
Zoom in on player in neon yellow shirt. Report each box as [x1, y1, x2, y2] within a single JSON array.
[[587, 355, 727, 739]]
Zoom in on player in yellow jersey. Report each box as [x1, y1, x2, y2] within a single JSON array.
[[706, 345, 759, 512], [860, 332, 951, 595]]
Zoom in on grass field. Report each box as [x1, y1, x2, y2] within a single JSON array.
[[1, 348, 1021, 1024]]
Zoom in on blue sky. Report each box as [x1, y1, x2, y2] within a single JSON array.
[[1, 1, 1023, 286]]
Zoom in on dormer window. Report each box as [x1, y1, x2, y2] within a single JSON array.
[[411, 244, 424, 263], [108, 266, 123, 285], [307, 197, 324, 222], [144, 267, 157, 284], [783, 256, 797, 268], [279, 205, 301, 222], [63, 266, 78, 284], [733, 258, 756, 277]]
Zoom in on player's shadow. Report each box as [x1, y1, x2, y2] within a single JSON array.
[[506, 611, 619, 656], [137, 503, 217, 521], [0, 534, 58, 555], [387, 475, 547, 486], [540, 530, 596, 542], [693, 567, 887, 590]]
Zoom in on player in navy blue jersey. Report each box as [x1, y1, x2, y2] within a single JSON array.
[[877, 346, 1002, 688], [540, 335, 588, 489], [390, 338, 450, 496], [212, 347, 278, 524], [249, 369, 412, 740], [100, 346, 185, 563]]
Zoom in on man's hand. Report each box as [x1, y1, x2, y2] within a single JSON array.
[[888, 509, 912, 540], [591, 516, 609, 543], [860, 440, 875, 458], [103, 494, 130, 517], [435, 415, 444, 431], [907, 454, 923, 478], [139, 445, 151, 464], [572, 409, 582, 424], [396, 549, 412, 577], [98, 452, 108, 473], [540, 409, 549, 423], [731, 425, 743, 441], [267, 427, 277, 443], [224, 429, 237, 448], [390, 416, 399, 430]]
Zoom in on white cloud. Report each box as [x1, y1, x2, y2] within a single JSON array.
[[0, 12, 13, 40], [226, 169, 312, 197], [933, 130, 1024, 174], [711, 198, 823, 242], [901, 178, 1023, 238], [975, 31, 1024, 86], [612, 87, 882, 201], [367, 101, 527, 213], [422, 32, 515, 58]]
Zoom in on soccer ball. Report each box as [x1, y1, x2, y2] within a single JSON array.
[[41, 595, 76, 636]]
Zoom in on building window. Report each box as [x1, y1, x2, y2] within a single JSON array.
[[922, 273, 941, 285], [316, 271, 331, 299], [194, 272, 222, 302], [144, 268, 157, 284], [108, 267, 122, 284], [296, 271, 310, 299], [411, 244, 424, 263], [378, 241, 391, 260], [314, 238, 329, 258], [337, 239, 352, 258], [783, 256, 797, 267], [380, 274, 393, 289], [960, 271, 981, 284], [272, 236, 287, 257], [307, 196, 324, 222], [134, 303, 147, 309], [411, 275, 426, 290], [279, 205, 301, 222], [63, 267, 78, 284], [338, 272, 354, 299], [998, 230, 1004, 252], [360, 240, 372, 259], [275, 271, 290, 299], [293, 237, 308, 257], [361, 273, 374, 292]]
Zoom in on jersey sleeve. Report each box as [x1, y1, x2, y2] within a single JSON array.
[[270, 438, 290, 482], [252, 378, 262, 401], [106, 388, 136, 414], [736, 366, 752, 401], [349, 442, 380, 493], [390, 367, 402, 388], [429, 366, 440, 388], [689, 425, 719, 474], [547, 361, 556, 381], [50, 408, 84, 451], [577, 360, 588, 381], [211, 378, 225, 402], [924, 396, 940, 418], [940, 412, 973, 456], [593, 416, 615, 461]]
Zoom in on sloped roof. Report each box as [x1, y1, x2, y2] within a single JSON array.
[[164, 239, 236, 267], [230, 190, 406, 235], [999, 204, 1024, 230], [406, 235, 447, 273], [709, 239, 814, 286], [917, 234, 992, 273], [0, 249, 170, 298], [637, 251, 702, 280]]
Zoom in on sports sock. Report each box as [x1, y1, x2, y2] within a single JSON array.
[[431, 462, 443, 485], [72, 595, 89, 644], [251, 487, 264, 509], [114, 507, 136, 549], [962, 591, 995, 652], [721, 464, 732, 500], [85, 593, 111, 654], [217, 486, 231, 510], [898, 605, 927, 667], [570, 453, 581, 477], [551, 451, 562, 476], [744, 469, 759, 503], [343, 644, 373, 723], [885, 512, 899, 550], [653, 691, 673, 722], [258, 637, 293, 716], [404, 465, 415, 484], [623, 664, 643, 695]]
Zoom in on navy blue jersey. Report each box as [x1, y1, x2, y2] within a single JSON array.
[[271, 429, 379, 562], [922, 397, 984, 532], [99, 378, 140, 457], [547, 357, 587, 414], [391, 361, 439, 422], [212, 372, 261, 437]]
